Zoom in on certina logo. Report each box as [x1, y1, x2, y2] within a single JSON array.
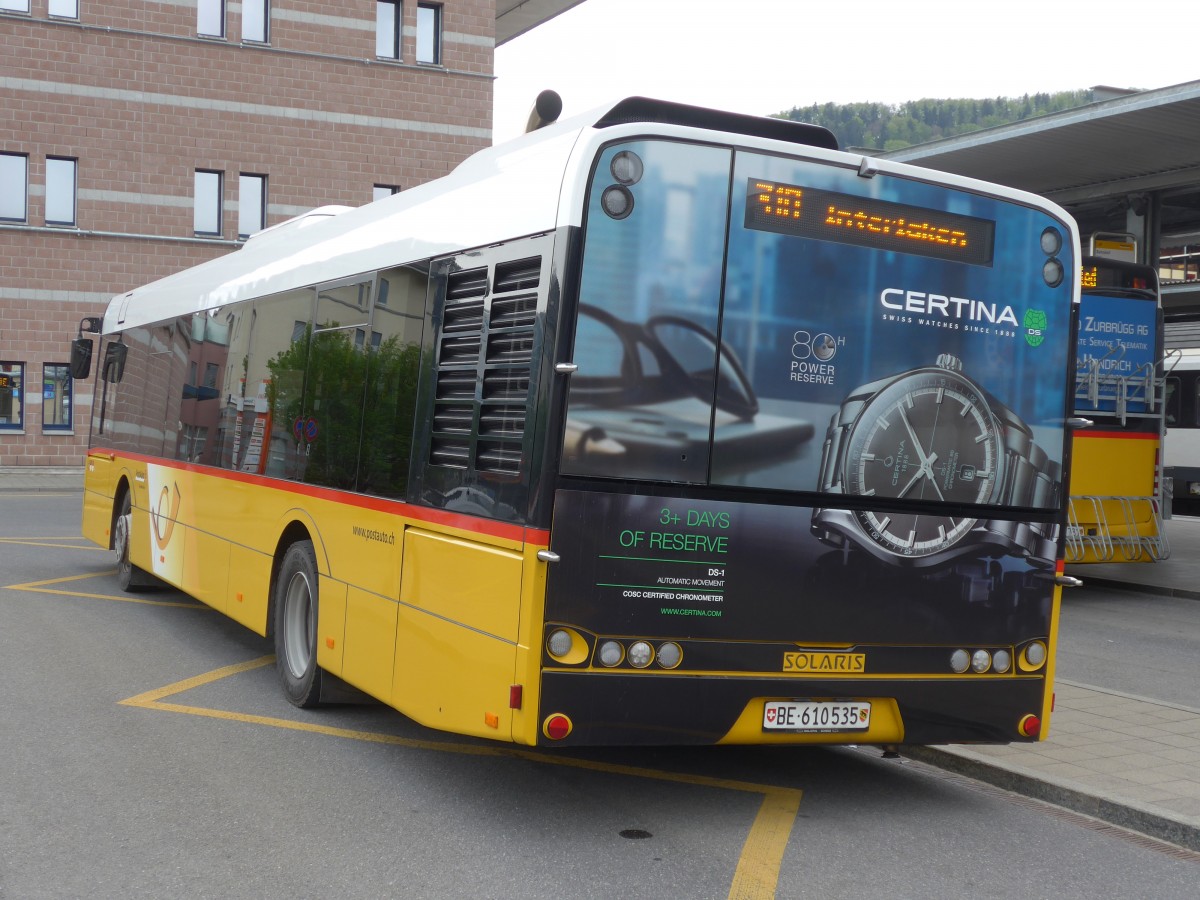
[[1023, 309, 1049, 347], [880, 288, 1019, 327]]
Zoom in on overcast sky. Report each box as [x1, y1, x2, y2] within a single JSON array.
[[493, 0, 1198, 143]]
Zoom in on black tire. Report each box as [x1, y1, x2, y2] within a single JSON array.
[[274, 540, 324, 708], [114, 492, 155, 592]]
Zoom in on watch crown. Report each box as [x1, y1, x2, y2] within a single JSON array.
[[935, 353, 963, 372]]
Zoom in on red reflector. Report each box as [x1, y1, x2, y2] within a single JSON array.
[[1018, 714, 1041, 738], [509, 684, 523, 710], [544, 714, 572, 741]]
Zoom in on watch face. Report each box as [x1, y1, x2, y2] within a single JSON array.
[[844, 367, 1003, 558]]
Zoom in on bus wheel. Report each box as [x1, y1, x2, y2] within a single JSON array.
[[114, 493, 154, 592], [274, 540, 324, 708]]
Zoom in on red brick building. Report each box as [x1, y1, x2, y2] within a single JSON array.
[[1, 0, 568, 468]]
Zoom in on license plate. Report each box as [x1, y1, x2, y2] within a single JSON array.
[[763, 700, 871, 732]]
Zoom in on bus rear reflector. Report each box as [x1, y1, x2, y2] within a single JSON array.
[[543, 714, 572, 741]]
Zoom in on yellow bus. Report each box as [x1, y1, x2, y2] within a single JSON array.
[[73, 96, 1080, 747], [1066, 257, 1169, 563]]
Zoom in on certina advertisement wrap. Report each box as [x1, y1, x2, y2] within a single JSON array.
[[546, 490, 1053, 647], [549, 139, 1074, 641]]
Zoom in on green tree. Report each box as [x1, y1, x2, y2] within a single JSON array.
[[267, 327, 421, 496]]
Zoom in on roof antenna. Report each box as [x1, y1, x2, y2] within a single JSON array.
[[524, 90, 563, 133]]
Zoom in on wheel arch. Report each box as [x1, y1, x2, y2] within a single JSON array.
[[266, 511, 328, 639]]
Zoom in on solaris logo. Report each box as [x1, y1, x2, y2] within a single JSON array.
[[1023, 309, 1048, 347]]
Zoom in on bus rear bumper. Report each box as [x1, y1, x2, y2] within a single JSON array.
[[537, 672, 1049, 747]]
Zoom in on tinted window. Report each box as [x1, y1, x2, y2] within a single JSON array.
[[562, 140, 732, 483]]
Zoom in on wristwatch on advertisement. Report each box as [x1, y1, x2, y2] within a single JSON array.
[[811, 354, 1060, 567]]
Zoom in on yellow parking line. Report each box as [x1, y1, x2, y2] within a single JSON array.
[[4, 570, 209, 609], [0, 537, 105, 551], [121, 656, 802, 899], [0, 492, 78, 498]]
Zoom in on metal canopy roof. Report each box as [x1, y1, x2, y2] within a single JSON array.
[[496, 0, 587, 44], [879, 80, 1200, 313], [879, 80, 1200, 207]]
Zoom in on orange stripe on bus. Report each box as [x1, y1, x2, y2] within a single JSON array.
[[88, 448, 549, 545], [1072, 431, 1159, 440]]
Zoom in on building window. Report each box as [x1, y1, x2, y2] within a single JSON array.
[[45, 156, 77, 226], [373, 184, 400, 202], [376, 1, 401, 59], [198, 0, 225, 38], [0, 153, 27, 222], [0, 363, 24, 430], [0, 1, 31, 13], [48, 0, 78, 18], [42, 363, 73, 431], [242, 0, 268, 43], [416, 3, 441, 65], [238, 173, 266, 238], [194, 169, 223, 235]]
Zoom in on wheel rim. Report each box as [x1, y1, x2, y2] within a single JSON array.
[[282, 569, 314, 679], [114, 512, 131, 572]]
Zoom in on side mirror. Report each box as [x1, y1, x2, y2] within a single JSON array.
[[71, 316, 102, 380], [103, 341, 128, 384], [69, 337, 94, 379]]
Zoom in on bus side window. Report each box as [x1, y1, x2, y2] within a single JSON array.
[[177, 311, 231, 465], [93, 325, 169, 453], [301, 280, 375, 491], [358, 265, 428, 499], [1165, 377, 1180, 426], [226, 287, 316, 478]]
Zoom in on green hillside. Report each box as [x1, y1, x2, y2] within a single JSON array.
[[777, 90, 1095, 151]]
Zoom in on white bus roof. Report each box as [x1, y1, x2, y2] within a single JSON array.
[[101, 96, 1070, 333]]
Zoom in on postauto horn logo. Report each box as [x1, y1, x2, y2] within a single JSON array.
[[1023, 309, 1048, 348]]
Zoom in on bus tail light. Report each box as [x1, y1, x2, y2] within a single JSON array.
[[1020, 641, 1048, 671], [655, 642, 683, 669], [627, 641, 653, 668], [601, 185, 634, 220], [1018, 714, 1041, 738], [598, 640, 623, 667], [950, 647, 1015, 674], [593, 638, 683, 669], [545, 627, 590, 665], [543, 714, 573, 741], [547, 629, 572, 657]]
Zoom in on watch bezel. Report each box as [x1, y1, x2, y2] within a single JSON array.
[[842, 365, 1005, 508], [838, 364, 1007, 560]]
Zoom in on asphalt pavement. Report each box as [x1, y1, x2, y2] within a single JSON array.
[[910, 525, 1200, 853], [3, 465, 1198, 852]]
